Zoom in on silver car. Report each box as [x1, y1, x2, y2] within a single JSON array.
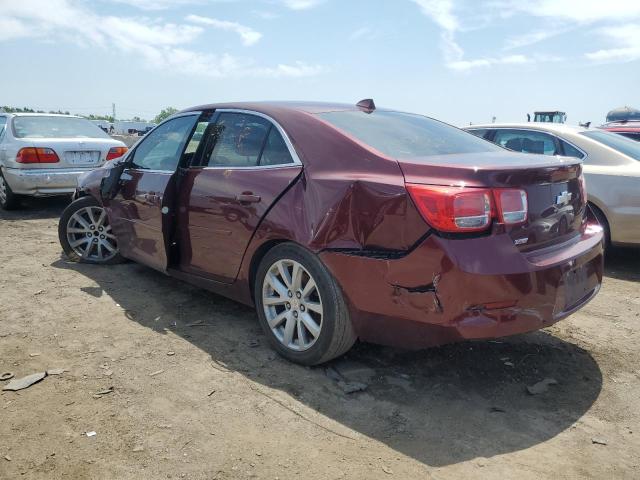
[[0, 113, 127, 209], [464, 123, 640, 247]]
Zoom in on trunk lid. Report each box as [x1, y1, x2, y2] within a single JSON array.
[[20, 138, 124, 169], [397, 151, 586, 250]]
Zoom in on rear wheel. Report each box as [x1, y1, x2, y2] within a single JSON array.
[[254, 243, 356, 365], [58, 196, 124, 264], [0, 172, 21, 210]]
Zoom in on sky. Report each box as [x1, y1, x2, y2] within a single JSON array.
[[0, 0, 639, 126]]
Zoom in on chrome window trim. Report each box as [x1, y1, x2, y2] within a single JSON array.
[[196, 108, 302, 169], [486, 127, 588, 161], [126, 168, 174, 174]]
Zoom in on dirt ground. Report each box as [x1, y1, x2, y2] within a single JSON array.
[[1, 197, 639, 480]]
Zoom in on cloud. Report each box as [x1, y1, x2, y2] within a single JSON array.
[[585, 23, 640, 63], [279, 0, 325, 11], [108, 0, 207, 11], [186, 14, 262, 46], [412, 0, 640, 69], [0, 17, 32, 41], [411, 0, 464, 66], [411, 0, 458, 32], [448, 54, 530, 71], [497, 0, 640, 23], [503, 26, 573, 50], [0, 0, 324, 78], [256, 61, 327, 77], [348, 26, 377, 41]]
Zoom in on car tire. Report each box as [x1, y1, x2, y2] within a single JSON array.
[[58, 196, 125, 265], [254, 242, 356, 366], [0, 171, 21, 210], [589, 203, 611, 250]]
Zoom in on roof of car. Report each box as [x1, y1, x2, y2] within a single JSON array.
[[465, 122, 589, 134], [181, 101, 363, 116], [1, 112, 83, 118]]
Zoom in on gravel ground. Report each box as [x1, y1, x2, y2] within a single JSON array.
[[1, 197, 638, 479]]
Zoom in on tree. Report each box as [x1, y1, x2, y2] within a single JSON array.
[[154, 107, 178, 124]]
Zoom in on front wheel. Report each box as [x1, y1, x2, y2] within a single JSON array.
[[254, 243, 356, 366], [58, 196, 125, 264]]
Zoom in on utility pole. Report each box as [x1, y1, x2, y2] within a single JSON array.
[[112, 103, 116, 121]]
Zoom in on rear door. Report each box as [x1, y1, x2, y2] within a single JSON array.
[[175, 110, 302, 283], [106, 113, 199, 272]]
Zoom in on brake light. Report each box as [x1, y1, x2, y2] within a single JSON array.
[[106, 146, 128, 161], [406, 184, 492, 232], [407, 184, 529, 233], [16, 147, 60, 164], [494, 189, 528, 225]]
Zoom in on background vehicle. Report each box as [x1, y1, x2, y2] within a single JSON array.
[[600, 120, 640, 142], [465, 123, 640, 247], [59, 101, 602, 365], [606, 106, 640, 123], [530, 110, 567, 123], [0, 113, 127, 209]]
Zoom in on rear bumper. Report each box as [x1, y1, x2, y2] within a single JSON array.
[[2, 167, 94, 196], [320, 225, 604, 349]]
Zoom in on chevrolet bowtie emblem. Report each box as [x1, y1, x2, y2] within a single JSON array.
[[556, 191, 572, 205]]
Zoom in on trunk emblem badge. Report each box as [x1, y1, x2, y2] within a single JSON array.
[[556, 191, 572, 205]]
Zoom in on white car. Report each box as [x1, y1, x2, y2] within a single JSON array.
[[464, 123, 640, 247], [0, 113, 127, 209]]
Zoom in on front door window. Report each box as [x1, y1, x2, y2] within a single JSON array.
[[131, 115, 198, 171]]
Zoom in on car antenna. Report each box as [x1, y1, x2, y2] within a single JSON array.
[[356, 98, 376, 113]]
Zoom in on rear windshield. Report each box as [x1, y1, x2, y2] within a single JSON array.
[[316, 110, 501, 158], [12, 116, 110, 139], [581, 130, 640, 161]]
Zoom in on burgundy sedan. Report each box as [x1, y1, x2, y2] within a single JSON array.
[[58, 100, 603, 365]]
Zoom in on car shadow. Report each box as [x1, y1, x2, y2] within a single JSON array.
[[0, 196, 70, 221], [604, 247, 640, 282], [51, 257, 603, 467]]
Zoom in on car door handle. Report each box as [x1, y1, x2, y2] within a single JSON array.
[[235, 193, 261, 204]]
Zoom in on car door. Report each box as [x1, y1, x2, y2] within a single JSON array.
[[105, 113, 199, 272], [175, 110, 303, 283]]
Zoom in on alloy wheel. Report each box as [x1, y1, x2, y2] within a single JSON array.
[[66, 206, 118, 262], [262, 259, 323, 351]]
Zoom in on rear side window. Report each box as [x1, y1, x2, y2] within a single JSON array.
[[316, 110, 500, 158], [581, 130, 640, 161], [12, 116, 110, 139], [0, 117, 6, 141], [493, 129, 558, 155], [560, 140, 584, 159], [204, 113, 270, 167], [260, 127, 294, 166]]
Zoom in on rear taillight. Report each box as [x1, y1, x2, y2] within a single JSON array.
[[407, 183, 529, 233], [406, 184, 492, 232], [16, 147, 60, 164], [494, 189, 527, 225], [106, 146, 128, 161]]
